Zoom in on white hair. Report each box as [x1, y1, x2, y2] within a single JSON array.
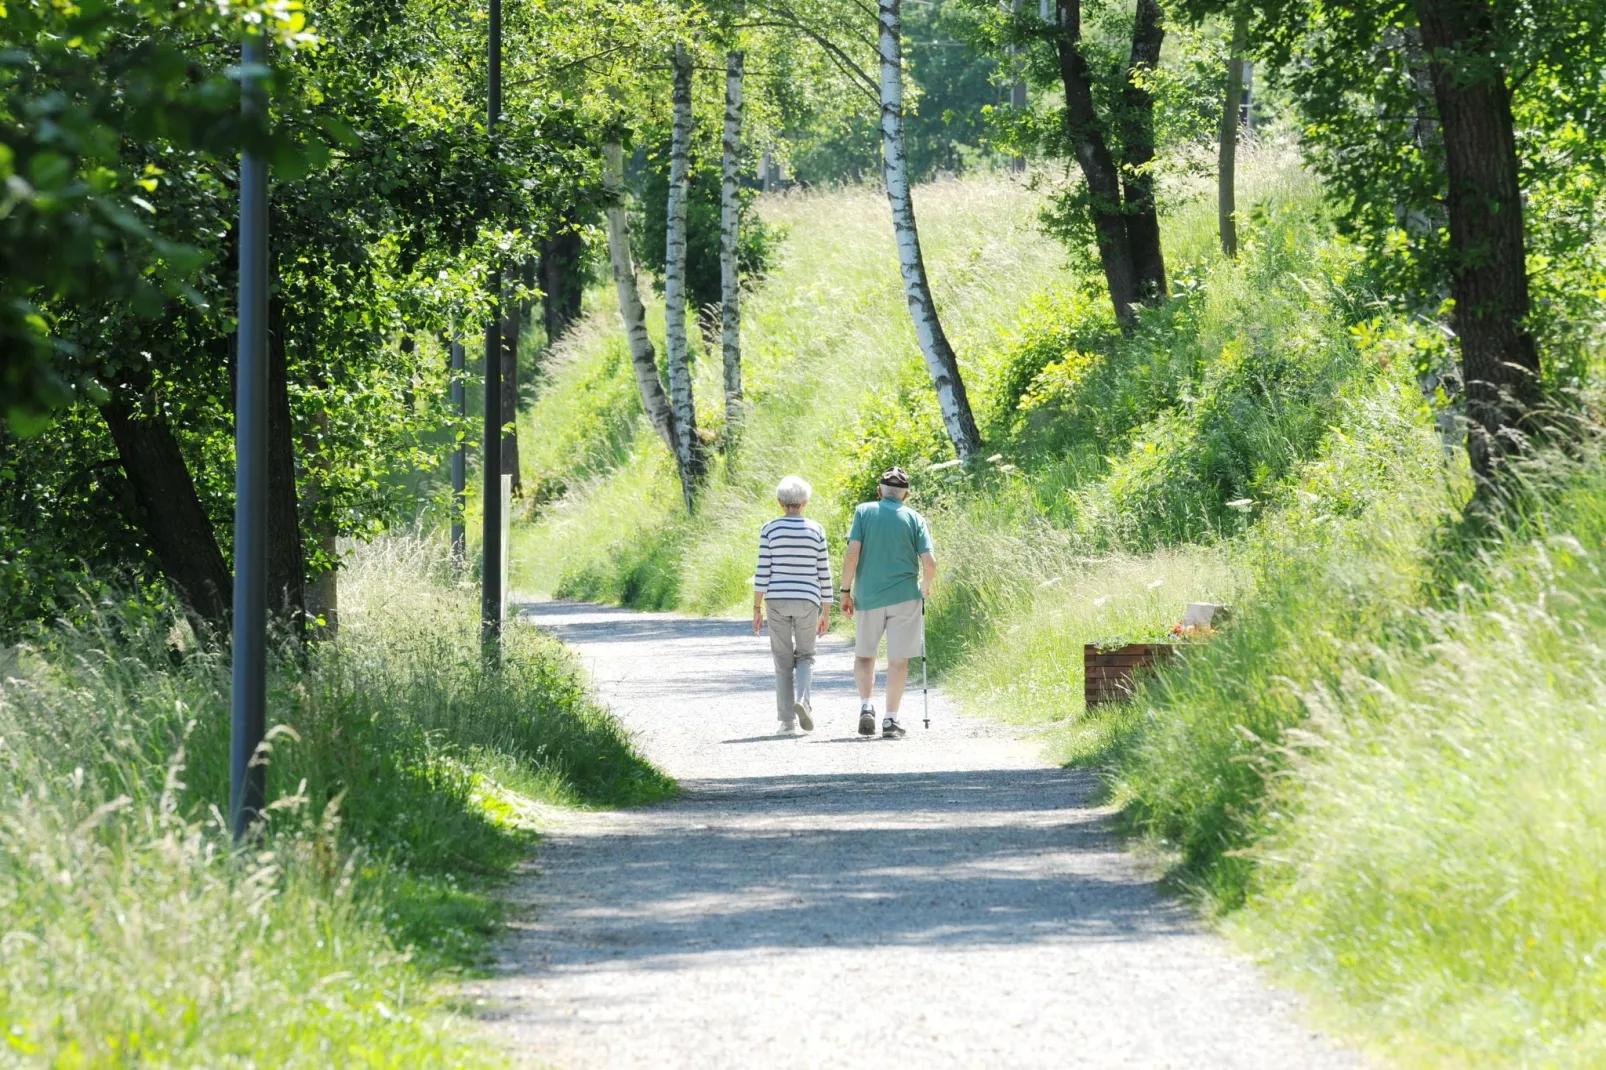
[[775, 475, 812, 506]]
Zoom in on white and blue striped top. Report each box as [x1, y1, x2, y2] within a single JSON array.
[[753, 515, 833, 606]]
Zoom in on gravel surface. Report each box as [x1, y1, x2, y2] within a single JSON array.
[[465, 601, 1365, 1069]]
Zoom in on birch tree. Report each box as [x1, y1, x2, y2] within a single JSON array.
[[664, 41, 706, 507], [878, 0, 983, 460], [603, 138, 679, 454], [721, 50, 746, 457]]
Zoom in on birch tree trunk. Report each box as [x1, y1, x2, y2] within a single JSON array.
[[1217, 11, 1247, 258], [603, 138, 678, 454], [878, 0, 982, 460], [664, 41, 704, 506], [721, 50, 746, 459]]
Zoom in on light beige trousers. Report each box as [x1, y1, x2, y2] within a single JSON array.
[[766, 598, 819, 721]]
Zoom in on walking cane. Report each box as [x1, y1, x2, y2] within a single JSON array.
[[921, 598, 930, 729]]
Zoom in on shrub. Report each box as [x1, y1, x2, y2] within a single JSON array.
[[0, 536, 671, 1062]]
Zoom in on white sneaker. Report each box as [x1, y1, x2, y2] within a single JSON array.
[[793, 701, 814, 732]]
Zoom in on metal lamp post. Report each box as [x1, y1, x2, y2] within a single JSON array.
[[231, 28, 270, 842], [450, 337, 466, 566], [481, 0, 505, 660]]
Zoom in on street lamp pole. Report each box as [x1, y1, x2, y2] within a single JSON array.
[[481, 0, 504, 659], [231, 28, 270, 842], [450, 337, 466, 567]]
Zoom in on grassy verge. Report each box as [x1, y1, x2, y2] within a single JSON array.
[[0, 537, 672, 1064], [509, 151, 1606, 1064]]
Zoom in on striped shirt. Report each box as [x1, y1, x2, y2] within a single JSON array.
[[753, 515, 832, 606]]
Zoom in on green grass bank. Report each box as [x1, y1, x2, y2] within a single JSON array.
[[512, 157, 1606, 1066], [0, 538, 671, 1065]]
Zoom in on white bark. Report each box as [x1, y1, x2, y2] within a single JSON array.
[[603, 139, 677, 453], [664, 42, 702, 506], [721, 51, 746, 456], [878, 0, 981, 459]]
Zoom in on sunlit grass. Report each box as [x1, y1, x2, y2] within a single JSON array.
[[0, 536, 671, 1064], [504, 146, 1606, 1066]]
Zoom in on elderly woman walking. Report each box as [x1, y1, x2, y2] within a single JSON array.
[[752, 476, 832, 734]]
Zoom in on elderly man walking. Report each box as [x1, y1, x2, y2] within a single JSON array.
[[839, 466, 936, 739], [752, 475, 832, 734]]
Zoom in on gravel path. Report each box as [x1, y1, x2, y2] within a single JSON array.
[[466, 601, 1365, 1069]]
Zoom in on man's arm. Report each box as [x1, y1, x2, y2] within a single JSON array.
[[920, 551, 937, 599], [840, 539, 861, 615]]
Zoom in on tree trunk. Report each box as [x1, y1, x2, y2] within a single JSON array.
[[721, 50, 746, 459], [1055, 0, 1141, 328], [101, 401, 232, 634], [1009, 0, 1028, 174], [1122, 0, 1167, 302], [500, 278, 523, 496], [265, 315, 306, 641], [1218, 10, 1247, 258], [301, 406, 338, 638], [1414, 0, 1541, 480], [540, 229, 584, 346], [603, 138, 678, 454], [664, 42, 705, 507], [878, 0, 983, 460]]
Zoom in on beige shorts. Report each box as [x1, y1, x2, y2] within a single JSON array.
[[854, 598, 925, 660]]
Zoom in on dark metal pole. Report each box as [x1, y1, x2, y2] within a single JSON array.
[[450, 338, 466, 566], [481, 0, 504, 657], [231, 29, 270, 842]]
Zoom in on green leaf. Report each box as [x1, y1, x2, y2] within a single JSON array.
[[27, 151, 71, 191]]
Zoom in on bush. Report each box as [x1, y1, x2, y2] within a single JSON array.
[[634, 143, 786, 320], [0, 536, 672, 1063]]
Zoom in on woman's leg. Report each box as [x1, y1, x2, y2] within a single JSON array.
[[767, 602, 797, 722], [793, 602, 820, 711]]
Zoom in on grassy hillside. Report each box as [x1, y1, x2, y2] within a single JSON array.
[[511, 174, 1070, 609], [0, 540, 671, 1064], [512, 154, 1606, 1066]]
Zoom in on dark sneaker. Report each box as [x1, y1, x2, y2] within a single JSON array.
[[793, 700, 814, 733], [882, 717, 907, 740], [858, 706, 877, 736]]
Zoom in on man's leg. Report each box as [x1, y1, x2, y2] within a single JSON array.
[[881, 600, 922, 736], [854, 656, 876, 702], [853, 604, 886, 737], [884, 657, 910, 714]]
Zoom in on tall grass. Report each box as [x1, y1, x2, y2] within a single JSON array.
[[514, 174, 1069, 610], [0, 537, 670, 1064], [506, 147, 1606, 1064]]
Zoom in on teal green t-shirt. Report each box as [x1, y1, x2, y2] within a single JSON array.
[[846, 498, 933, 611]]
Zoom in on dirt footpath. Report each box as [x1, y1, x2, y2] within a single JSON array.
[[464, 602, 1365, 1070]]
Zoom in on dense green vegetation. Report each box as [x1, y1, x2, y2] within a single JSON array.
[[0, 539, 670, 1063], [8, 0, 1606, 1061], [512, 151, 1606, 1064]]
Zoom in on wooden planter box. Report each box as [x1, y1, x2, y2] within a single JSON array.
[[1084, 642, 1177, 709]]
